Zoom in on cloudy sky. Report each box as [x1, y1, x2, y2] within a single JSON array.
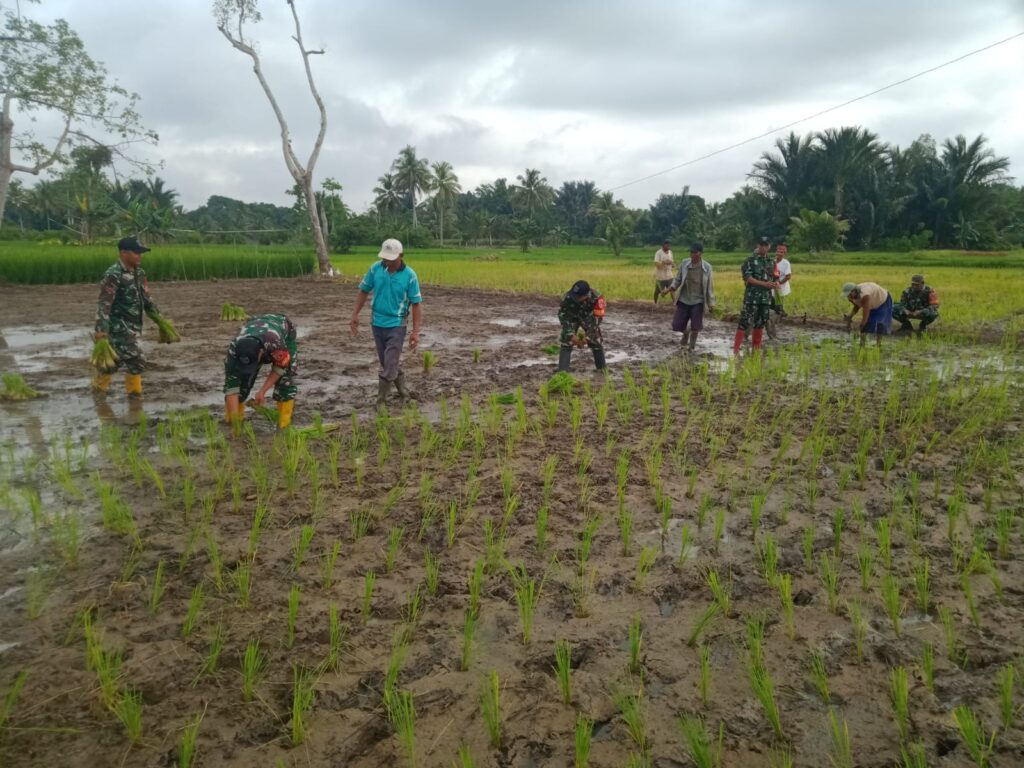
[[23, 0, 1024, 212]]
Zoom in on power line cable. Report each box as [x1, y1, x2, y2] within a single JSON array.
[[607, 31, 1024, 193]]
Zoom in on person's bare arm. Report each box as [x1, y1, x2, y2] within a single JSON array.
[[350, 290, 370, 335], [408, 303, 422, 350], [253, 371, 281, 405]]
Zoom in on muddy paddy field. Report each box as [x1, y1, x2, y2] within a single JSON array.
[[1, 277, 1022, 767]]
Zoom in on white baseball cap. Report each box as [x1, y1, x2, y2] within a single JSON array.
[[378, 238, 403, 261]]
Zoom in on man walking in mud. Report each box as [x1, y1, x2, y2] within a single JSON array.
[[223, 314, 299, 429], [350, 238, 423, 408], [653, 240, 675, 304], [558, 280, 607, 372], [92, 236, 168, 398], [662, 242, 715, 352], [733, 236, 778, 356]]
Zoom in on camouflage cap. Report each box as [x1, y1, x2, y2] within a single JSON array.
[[911, 274, 925, 284], [232, 336, 262, 374]]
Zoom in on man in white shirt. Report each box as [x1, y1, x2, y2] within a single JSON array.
[[774, 242, 792, 315], [653, 240, 675, 304]]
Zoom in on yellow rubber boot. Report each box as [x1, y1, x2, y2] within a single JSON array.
[[91, 373, 112, 392], [276, 400, 294, 430], [225, 401, 246, 424], [125, 374, 143, 396]]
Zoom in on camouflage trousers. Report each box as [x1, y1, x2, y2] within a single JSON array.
[[737, 301, 770, 331], [99, 330, 146, 375], [560, 316, 603, 351], [893, 304, 938, 330], [223, 339, 298, 403]]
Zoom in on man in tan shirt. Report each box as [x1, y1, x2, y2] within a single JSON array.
[[653, 240, 675, 304], [842, 281, 893, 347]]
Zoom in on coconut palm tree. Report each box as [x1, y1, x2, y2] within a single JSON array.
[[430, 161, 461, 246], [816, 127, 885, 219], [588, 191, 634, 257], [392, 145, 432, 228], [373, 173, 403, 222], [749, 132, 817, 216], [513, 168, 554, 222]]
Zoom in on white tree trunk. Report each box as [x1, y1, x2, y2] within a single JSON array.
[[0, 93, 71, 228], [218, 0, 333, 275]]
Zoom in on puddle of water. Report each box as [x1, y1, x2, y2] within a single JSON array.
[[1, 325, 90, 350], [486, 318, 523, 328]]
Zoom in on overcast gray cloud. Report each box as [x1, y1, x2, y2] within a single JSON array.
[[23, 0, 1024, 212]]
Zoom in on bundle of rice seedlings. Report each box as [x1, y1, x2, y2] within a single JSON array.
[[545, 372, 578, 395], [90, 338, 119, 370], [153, 315, 181, 343], [220, 303, 249, 322], [0, 374, 43, 401], [246, 401, 279, 424]]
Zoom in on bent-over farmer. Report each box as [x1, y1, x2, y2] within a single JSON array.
[[893, 275, 939, 336], [842, 281, 893, 347], [663, 241, 715, 352], [93, 236, 165, 397], [350, 238, 423, 408], [558, 280, 607, 372], [223, 314, 298, 429]]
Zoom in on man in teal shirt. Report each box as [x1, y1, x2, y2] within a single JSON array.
[[350, 238, 423, 407]]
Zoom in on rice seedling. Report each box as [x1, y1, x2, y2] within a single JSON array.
[[290, 664, 316, 746], [881, 574, 902, 637], [857, 539, 874, 591], [291, 524, 315, 572], [182, 582, 204, 637], [827, 708, 853, 768], [809, 650, 831, 703], [748, 656, 783, 738], [952, 704, 996, 768], [920, 643, 935, 692], [699, 644, 712, 707], [192, 623, 228, 685], [509, 563, 544, 645], [385, 526, 405, 572], [480, 670, 502, 748], [319, 541, 341, 590], [819, 552, 841, 614], [678, 523, 693, 566], [802, 525, 815, 572], [110, 687, 144, 743], [889, 666, 911, 741], [757, 533, 779, 588], [575, 714, 593, 768], [204, 528, 225, 591], [421, 350, 436, 373], [241, 638, 266, 702], [960, 576, 981, 628], [455, 744, 475, 768], [421, 550, 440, 597], [712, 508, 725, 556], [362, 570, 376, 625], [554, 639, 572, 704], [614, 688, 648, 755], [178, 712, 202, 768], [389, 688, 416, 767], [938, 606, 966, 667], [769, 747, 793, 768], [287, 583, 300, 648], [678, 714, 723, 768], [777, 574, 795, 639], [750, 491, 766, 540], [705, 569, 731, 617], [85, 621, 122, 710], [998, 663, 1015, 730], [687, 604, 720, 648], [220, 302, 249, 321], [900, 742, 928, 768], [322, 603, 345, 673], [0, 669, 28, 735], [634, 546, 657, 591]]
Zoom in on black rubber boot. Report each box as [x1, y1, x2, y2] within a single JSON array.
[[687, 331, 698, 352], [593, 348, 607, 370], [394, 374, 417, 400], [375, 378, 392, 409], [557, 347, 572, 373]]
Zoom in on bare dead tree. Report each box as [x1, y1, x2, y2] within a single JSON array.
[[214, 0, 333, 275]]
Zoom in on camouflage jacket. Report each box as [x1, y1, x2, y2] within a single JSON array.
[[741, 252, 774, 305], [226, 314, 296, 377], [95, 262, 159, 335], [558, 289, 605, 327], [899, 285, 939, 312]]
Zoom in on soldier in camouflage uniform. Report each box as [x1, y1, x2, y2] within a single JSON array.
[[733, 237, 779, 355], [93, 236, 163, 396], [893, 274, 939, 335], [223, 313, 298, 429], [557, 280, 607, 372]]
